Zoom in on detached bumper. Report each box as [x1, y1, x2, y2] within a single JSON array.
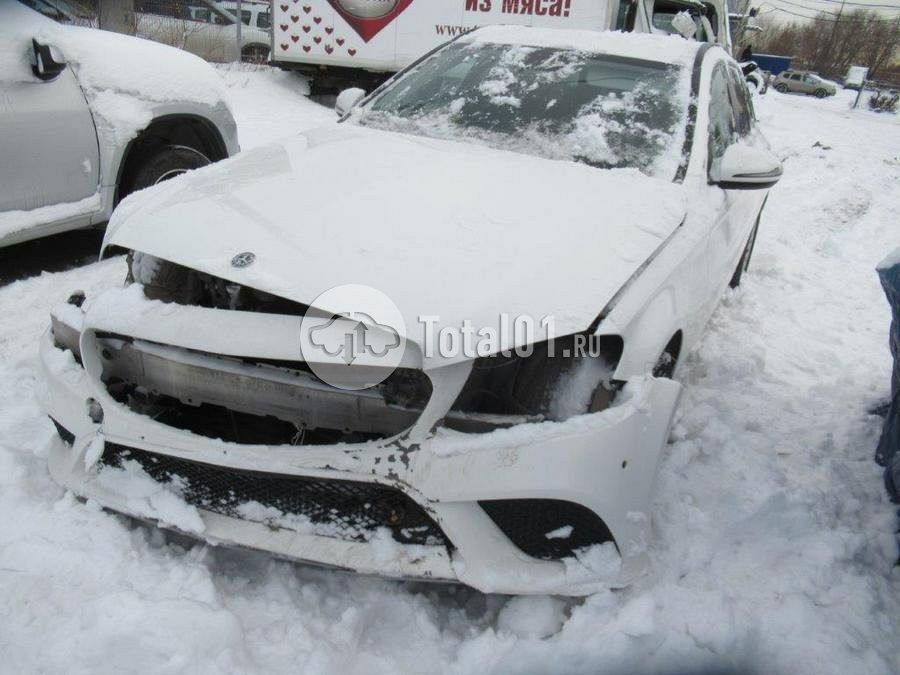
[[39, 304, 681, 596]]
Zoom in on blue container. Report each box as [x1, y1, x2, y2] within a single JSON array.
[[751, 54, 793, 76]]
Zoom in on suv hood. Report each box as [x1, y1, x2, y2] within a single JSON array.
[[4, 3, 226, 108], [105, 125, 686, 361]]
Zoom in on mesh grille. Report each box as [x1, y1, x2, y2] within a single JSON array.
[[479, 499, 615, 560], [102, 444, 449, 547]]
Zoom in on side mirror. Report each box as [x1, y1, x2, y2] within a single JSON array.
[[710, 143, 783, 189], [32, 39, 66, 81], [335, 87, 366, 118]]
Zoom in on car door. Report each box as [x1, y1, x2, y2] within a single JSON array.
[[724, 64, 767, 246], [0, 35, 100, 214], [703, 62, 763, 290]]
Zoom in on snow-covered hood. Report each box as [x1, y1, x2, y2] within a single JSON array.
[[105, 124, 687, 358]]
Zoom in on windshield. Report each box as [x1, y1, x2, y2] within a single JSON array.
[[359, 42, 688, 179]]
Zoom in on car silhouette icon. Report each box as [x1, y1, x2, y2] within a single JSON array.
[[307, 312, 401, 364]]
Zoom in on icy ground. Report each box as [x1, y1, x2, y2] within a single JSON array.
[[1, 69, 898, 673]]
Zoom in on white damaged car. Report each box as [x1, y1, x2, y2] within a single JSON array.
[[0, 1, 239, 247], [40, 27, 781, 595]]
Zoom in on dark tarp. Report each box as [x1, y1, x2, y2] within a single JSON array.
[[875, 249, 900, 502]]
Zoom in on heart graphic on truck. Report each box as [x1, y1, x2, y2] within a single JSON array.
[[327, 0, 414, 42]]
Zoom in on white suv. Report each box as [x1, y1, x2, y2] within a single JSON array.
[[0, 1, 239, 248]]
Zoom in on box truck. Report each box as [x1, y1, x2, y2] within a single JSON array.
[[270, 0, 733, 89]]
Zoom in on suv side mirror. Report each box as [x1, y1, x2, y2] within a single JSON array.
[[32, 39, 66, 81], [335, 87, 366, 117], [710, 142, 783, 189]]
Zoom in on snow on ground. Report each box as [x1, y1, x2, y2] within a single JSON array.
[[1, 71, 898, 674]]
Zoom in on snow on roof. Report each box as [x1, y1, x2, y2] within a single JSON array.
[[461, 26, 705, 67]]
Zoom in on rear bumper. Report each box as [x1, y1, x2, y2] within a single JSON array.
[[39, 301, 681, 596]]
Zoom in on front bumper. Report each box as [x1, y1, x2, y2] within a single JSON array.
[[39, 294, 681, 596]]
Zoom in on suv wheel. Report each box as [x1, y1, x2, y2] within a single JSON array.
[[242, 44, 270, 63], [124, 145, 210, 197], [774, 83, 788, 93], [814, 89, 827, 98]]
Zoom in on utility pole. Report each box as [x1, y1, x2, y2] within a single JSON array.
[[98, 0, 134, 34], [235, 0, 243, 62], [827, 0, 846, 74]]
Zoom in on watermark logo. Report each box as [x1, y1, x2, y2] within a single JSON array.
[[231, 251, 256, 268], [309, 312, 401, 364], [299, 284, 406, 390], [300, 284, 615, 391]]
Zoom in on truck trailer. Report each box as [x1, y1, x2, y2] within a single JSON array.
[[270, 0, 734, 89]]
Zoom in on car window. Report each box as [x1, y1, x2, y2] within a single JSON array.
[[257, 10, 270, 29], [708, 63, 735, 160], [209, 8, 233, 25], [726, 67, 754, 136]]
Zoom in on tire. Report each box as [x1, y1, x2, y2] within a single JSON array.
[[124, 145, 210, 198], [242, 44, 270, 63], [775, 83, 788, 93], [729, 216, 762, 289], [814, 89, 827, 98]]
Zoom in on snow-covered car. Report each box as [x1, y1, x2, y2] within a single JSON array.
[[40, 27, 781, 596], [772, 70, 837, 98], [0, 1, 239, 248]]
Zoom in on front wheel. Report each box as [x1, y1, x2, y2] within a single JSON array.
[[124, 145, 211, 197], [775, 83, 788, 93], [242, 44, 270, 63], [814, 89, 827, 98]]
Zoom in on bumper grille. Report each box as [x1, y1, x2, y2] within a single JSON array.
[[102, 443, 450, 547], [98, 335, 432, 446], [479, 499, 615, 560]]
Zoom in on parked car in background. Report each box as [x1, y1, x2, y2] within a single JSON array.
[[0, 1, 239, 248], [41, 27, 781, 595], [773, 70, 837, 97], [220, 0, 271, 60], [136, 0, 270, 62]]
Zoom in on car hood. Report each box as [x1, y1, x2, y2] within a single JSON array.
[[105, 124, 686, 364]]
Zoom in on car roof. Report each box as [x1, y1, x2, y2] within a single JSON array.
[[461, 26, 705, 67]]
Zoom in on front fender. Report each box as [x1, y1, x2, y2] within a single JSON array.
[[92, 99, 239, 227]]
